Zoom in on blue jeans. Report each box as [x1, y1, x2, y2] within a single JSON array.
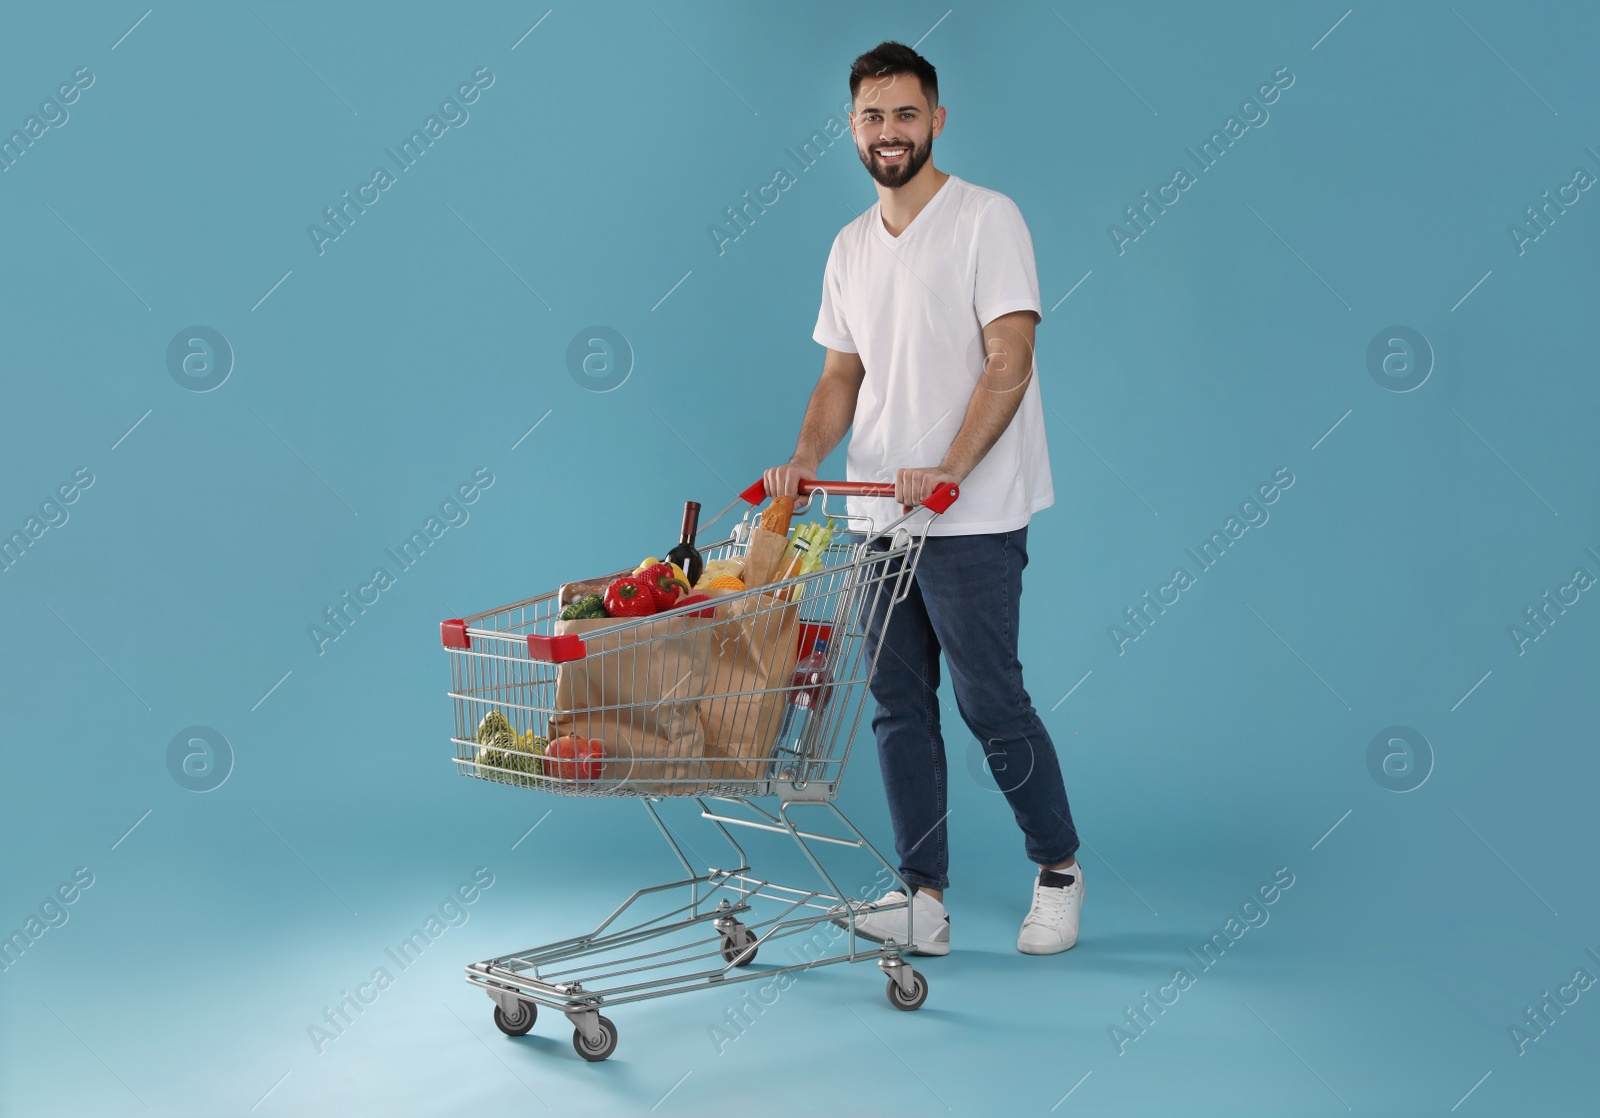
[[859, 526, 1080, 892]]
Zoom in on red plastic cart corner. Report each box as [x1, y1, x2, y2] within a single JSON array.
[[441, 619, 470, 649], [527, 633, 588, 663]]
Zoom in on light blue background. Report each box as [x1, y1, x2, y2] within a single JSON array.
[[3, 2, 1598, 1114]]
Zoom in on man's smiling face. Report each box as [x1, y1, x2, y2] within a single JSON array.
[[851, 71, 943, 189]]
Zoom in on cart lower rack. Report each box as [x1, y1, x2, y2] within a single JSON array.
[[441, 478, 957, 1060]]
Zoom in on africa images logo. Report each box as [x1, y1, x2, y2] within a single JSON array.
[[306, 67, 495, 256]]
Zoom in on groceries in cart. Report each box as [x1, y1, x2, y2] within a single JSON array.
[[473, 710, 607, 784], [460, 494, 841, 792], [472, 710, 547, 787], [553, 500, 836, 623], [543, 735, 604, 780]]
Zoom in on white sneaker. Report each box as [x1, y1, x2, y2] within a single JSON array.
[[830, 888, 950, 955], [1018, 865, 1084, 955]]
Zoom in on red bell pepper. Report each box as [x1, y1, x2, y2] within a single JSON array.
[[635, 562, 691, 610], [604, 576, 657, 617], [546, 735, 603, 781]]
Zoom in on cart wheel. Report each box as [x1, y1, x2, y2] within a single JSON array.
[[493, 999, 536, 1036], [573, 1014, 618, 1062], [885, 970, 929, 1012], [720, 927, 759, 966]]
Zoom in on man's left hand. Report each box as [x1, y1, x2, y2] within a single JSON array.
[[895, 466, 965, 512]]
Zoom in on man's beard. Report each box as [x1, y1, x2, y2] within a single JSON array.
[[858, 135, 932, 188]]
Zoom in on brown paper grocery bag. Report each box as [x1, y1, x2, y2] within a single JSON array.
[[742, 526, 791, 589], [695, 586, 802, 782], [544, 522, 805, 792], [547, 611, 718, 793]]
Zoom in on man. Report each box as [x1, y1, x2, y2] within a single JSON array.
[[763, 42, 1084, 956]]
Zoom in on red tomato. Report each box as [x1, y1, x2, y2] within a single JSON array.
[[546, 735, 603, 780]]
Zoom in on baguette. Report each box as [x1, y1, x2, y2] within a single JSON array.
[[760, 494, 794, 538]]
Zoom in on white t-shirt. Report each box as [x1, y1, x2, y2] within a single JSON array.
[[813, 174, 1054, 536]]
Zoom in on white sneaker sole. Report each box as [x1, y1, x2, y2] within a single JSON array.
[[1017, 933, 1078, 955], [829, 910, 950, 956]]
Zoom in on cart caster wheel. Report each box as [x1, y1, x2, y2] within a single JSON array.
[[573, 1014, 618, 1062], [885, 970, 929, 1012], [494, 1000, 536, 1036], [720, 927, 759, 966]]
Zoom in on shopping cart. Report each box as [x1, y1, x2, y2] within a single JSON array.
[[439, 477, 958, 1061]]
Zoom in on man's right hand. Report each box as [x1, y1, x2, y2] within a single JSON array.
[[762, 459, 818, 499]]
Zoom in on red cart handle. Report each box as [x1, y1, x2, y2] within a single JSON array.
[[739, 477, 959, 514]]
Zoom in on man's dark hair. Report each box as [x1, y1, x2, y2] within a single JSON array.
[[849, 41, 938, 110]]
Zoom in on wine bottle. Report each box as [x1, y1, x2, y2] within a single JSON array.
[[666, 501, 703, 588]]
